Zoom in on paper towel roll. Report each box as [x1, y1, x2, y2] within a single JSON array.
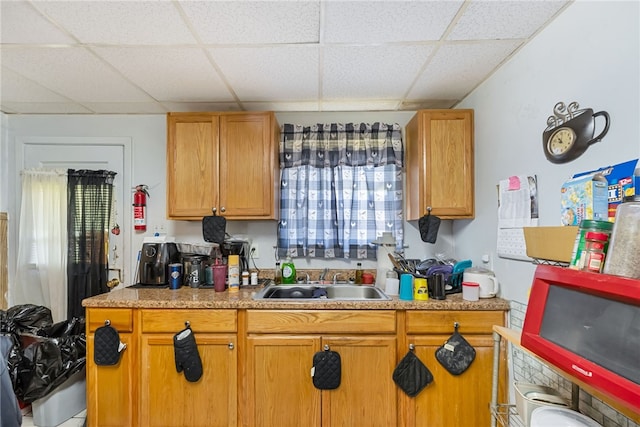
[[376, 245, 394, 288]]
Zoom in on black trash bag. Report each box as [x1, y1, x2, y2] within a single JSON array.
[[5, 312, 87, 403], [1, 304, 56, 398]]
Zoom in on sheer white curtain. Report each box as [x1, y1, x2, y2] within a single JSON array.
[[12, 169, 68, 322]]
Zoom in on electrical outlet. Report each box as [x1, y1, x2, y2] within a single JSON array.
[[251, 246, 259, 259]]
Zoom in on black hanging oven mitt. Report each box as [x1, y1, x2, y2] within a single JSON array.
[[202, 208, 227, 244], [312, 347, 341, 390], [393, 348, 433, 397], [435, 323, 476, 375], [94, 321, 124, 366], [174, 326, 203, 382], [418, 208, 441, 244]]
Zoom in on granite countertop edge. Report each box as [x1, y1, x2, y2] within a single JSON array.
[[83, 286, 510, 311]]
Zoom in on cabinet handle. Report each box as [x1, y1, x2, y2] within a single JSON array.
[[228, 342, 234, 350], [220, 206, 226, 213], [409, 343, 415, 351], [323, 344, 330, 351]]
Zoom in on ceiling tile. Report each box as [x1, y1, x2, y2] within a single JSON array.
[[323, 1, 464, 43], [448, 1, 568, 40], [93, 47, 234, 102], [0, 1, 76, 44], [209, 46, 319, 101], [82, 102, 168, 114], [1, 67, 71, 102], [179, 1, 320, 44], [322, 45, 434, 99], [32, 1, 197, 44], [408, 40, 522, 100], [161, 101, 242, 112], [243, 101, 321, 112], [0, 102, 93, 114], [2, 47, 155, 102], [321, 100, 402, 112]]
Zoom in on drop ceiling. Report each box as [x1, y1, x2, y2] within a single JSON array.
[[0, 0, 571, 115]]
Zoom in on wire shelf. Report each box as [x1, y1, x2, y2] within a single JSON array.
[[491, 404, 524, 427]]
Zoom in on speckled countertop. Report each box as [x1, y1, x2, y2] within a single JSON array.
[[82, 284, 510, 311]]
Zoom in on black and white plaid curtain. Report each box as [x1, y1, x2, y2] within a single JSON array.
[[66, 169, 115, 319], [277, 123, 404, 260]]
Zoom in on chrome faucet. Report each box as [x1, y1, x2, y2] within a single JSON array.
[[333, 273, 343, 285], [319, 268, 329, 282], [297, 272, 310, 283]]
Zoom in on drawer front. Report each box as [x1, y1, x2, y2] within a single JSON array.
[[406, 310, 505, 335], [247, 310, 396, 334], [87, 308, 133, 333], [141, 309, 236, 333]]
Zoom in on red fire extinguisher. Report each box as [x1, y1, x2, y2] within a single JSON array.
[[133, 185, 149, 231]]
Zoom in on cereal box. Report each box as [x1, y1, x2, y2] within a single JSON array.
[[571, 159, 639, 221], [560, 172, 608, 225]]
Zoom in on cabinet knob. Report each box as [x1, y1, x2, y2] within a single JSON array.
[[323, 344, 330, 351], [228, 342, 234, 350], [220, 206, 226, 213], [409, 343, 415, 351]]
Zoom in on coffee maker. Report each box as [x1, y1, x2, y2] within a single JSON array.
[[221, 239, 250, 272], [138, 242, 180, 285]]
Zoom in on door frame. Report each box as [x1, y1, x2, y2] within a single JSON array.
[[11, 136, 133, 300]]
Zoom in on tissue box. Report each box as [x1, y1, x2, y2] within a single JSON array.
[[560, 173, 608, 225]]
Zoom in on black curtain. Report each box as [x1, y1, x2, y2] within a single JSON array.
[[66, 169, 116, 319]]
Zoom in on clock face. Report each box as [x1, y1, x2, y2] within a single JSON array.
[[547, 127, 576, 156]]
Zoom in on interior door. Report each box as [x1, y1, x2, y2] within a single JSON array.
[[19, 140, 128, 283]]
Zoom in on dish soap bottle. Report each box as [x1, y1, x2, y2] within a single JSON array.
[[281, 256, 296, 284]]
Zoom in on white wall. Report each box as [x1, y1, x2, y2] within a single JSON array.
[[3, 111, 455, 284], [456, 0, 640, 304]]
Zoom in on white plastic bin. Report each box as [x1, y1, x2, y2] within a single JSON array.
[[32, 369, 86, 427]]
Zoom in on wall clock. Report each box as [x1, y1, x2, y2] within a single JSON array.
[[542, 101, 610, 164]]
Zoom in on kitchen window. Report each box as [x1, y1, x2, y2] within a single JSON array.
[[277, 122, 404, 260]]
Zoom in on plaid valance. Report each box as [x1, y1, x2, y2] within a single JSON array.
[[280, 122, 404, 169]]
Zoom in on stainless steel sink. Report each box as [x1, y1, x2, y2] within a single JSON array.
[[252, 284, 391, 301]]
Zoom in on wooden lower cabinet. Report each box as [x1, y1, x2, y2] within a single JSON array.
[[399, 310, 507, 427], [138, 309, 237, 427], [244, 310, 398, 427], [86, 307, 505, 427], [86, 308, 136, 427]]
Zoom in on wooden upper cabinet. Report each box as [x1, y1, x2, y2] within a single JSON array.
[[405, 109, 474, 220], [167, 112, 280, 220]]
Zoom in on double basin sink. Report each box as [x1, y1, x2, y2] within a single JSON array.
[[253, 283, 391, 301]]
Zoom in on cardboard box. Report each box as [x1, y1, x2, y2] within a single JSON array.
[[523, 226, 578, 263], [560, 173, 608, 225]]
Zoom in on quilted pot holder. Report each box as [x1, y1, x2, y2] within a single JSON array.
[[418, 209, 441, 244], [174, 326, 203, 382], [94, 321, 124, 366], [393, 348, 433, 397], [202, 209, 227, 244], [312, 347, 341, 390], [435, 323, 476, 376]]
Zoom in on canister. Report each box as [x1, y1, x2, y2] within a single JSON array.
[[569, 219, 613, 269], [413, 278, 428, 301], [462, 281, 479, 301], [169, 263, 182, 290], [603, 196, 640, 278]]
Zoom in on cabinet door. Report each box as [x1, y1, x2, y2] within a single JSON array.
[[167, 113, 220, 219], [405, 109, 474, 220], [245, 335, 321, 427], [321, 336, 397, 427], [139, 333, 237, 427], [219, 113, 279, 219], [86, 309, 136, 427], [403, 334, 494, 427]]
